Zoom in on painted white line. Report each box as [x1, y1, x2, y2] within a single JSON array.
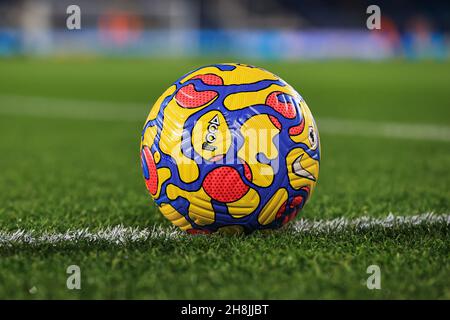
[[0, 225, 181, 248], [0, 94, 449, 142], [317, 118, 450, 142], [0, 94, 146, 122], [0, 213, 448, 247], [290, 212, 450, 234]]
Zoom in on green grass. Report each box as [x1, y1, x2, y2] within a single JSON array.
[[0, 58, 449, 299]]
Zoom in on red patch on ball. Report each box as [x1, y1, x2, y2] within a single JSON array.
[[203, 166, 250, 203], [142, 146, 158, 196]]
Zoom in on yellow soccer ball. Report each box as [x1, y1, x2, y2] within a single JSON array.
[[141, 63, 320, 234]]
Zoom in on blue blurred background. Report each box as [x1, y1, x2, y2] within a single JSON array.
[[0, 0, 449, 60]]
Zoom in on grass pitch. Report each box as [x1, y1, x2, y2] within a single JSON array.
[[0, 58, 449, 299]]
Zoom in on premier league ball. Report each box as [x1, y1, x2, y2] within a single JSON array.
[[140, 63, 320, 234]]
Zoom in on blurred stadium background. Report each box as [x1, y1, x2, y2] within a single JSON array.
[[0, 0, 449, 60]]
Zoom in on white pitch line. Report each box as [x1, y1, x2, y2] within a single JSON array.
[[290, 212, 450, 234], [0, 225, 182, 248], [0, 94, 449, 142], [0, 213, 448, 248], [0, 94, 146, 122], [317, 118, 450, 142]]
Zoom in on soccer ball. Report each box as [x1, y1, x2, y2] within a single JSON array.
[[141, 63, 320, 234]]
